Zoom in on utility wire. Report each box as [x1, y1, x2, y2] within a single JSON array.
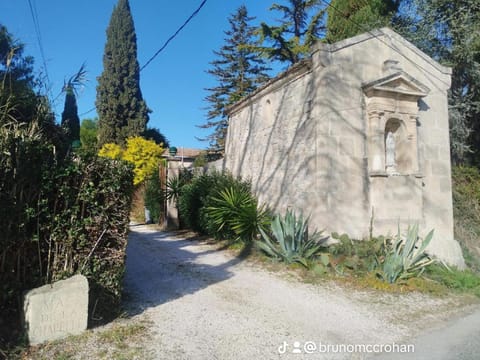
[[140, 0, 207, 72], [80, 107, 96, 117], [80, 0, 208, 117], [318, 0, 451, 90], [27, 0, 51, 89]]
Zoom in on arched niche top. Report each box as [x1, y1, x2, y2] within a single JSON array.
[[362, 71, 430, 100]]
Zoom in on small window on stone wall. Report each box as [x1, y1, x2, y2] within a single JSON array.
[[385, 119, 411, 174]]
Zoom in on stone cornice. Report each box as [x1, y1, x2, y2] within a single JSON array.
[[313, 27, 452, 77], [362, 71, 430, 98]]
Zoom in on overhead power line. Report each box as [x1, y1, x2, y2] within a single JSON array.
[[80, 107, 96, 117], [140, 0, 207, 72], [80, 0, 208, 117], [27, 0, 51, 88]]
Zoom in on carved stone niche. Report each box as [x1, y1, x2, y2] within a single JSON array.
[[362, 70, 430, 176]]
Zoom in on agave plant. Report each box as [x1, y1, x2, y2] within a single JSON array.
[[377, 224, 436, 284], [207, 186, 270, 243], [257, 210, 327, 267]]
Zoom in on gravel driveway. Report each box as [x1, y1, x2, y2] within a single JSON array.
[[123, 225, 478, 360]]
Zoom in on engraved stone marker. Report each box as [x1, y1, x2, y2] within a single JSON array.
[[23, 274, 89, 345]]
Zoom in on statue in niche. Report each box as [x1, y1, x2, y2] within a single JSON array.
[[385, 131, 397, 174]]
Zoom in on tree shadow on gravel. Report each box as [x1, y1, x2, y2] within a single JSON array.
[[122, 227, 243, 317]]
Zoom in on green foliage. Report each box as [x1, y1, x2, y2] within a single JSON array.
[[376, 224, 435, 284], [256, 1, 326, 65], [327, 233, 385, 273], [258, 210, 326, 267], [451, 166, 480, 271], [142, 126, 169, 148], [0, 24, 37, 125], [396, 0, 480, 164], [61, 89, 80, 145], [96, 0, 149, 146], [193, 152, 208, 168], [201, 5, 270, 153], [0, 24, 134, 349], [424, 264, 480, 296], [144, 167, 164, 224], [207, 186, 270, 243], [166, 172, 190, 205], [39, 157, 134, 314], [178, 171, 253, 236], [1, 151, 134, 347], [326, 0, 399, 43], [80, 118, 98, 153], [164, 168, 193, 228]]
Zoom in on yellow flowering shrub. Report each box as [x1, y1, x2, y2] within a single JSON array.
[[98, 143, 124, 160], [99, 137, 164, 185]]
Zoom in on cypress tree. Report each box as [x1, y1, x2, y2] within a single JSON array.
[[200, 5, 271, 153], [61, 64, 87, 146], [326, 0, 400, 43], [61, 87, 80, 145], [96, 0, 149, 146]]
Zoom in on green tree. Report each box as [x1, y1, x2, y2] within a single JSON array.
[[0, 24, 39, 125], [0, 24, 64, 150], [80, 118, 98, 152], [96, 0, 149, 147], [142, 126, 169, 148], [144, 167, 164, 224], [201, 5, 271, 153], [61, 65, 86, 146], [397, 0, 480, 164], [326, 0, 400, 43], [256, 0, 326, 65], [61, 89, 80, 145]]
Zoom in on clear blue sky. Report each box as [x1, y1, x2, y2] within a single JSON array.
[[0, 0, 282, 149]]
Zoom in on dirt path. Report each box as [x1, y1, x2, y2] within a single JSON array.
[[123, 225, 479, 360]]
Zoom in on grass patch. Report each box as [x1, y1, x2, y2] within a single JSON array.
[[17, 318, 152, 360], [423, 264, 480, 296], [97, 321, 147, 345]]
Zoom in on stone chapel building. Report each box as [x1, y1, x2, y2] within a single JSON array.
[[223, 28, 465, 267]]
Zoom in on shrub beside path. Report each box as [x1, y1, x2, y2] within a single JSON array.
[[124, 225, 479, 360]]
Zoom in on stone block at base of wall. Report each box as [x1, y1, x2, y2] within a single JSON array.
[[23, 274, 89, 345]]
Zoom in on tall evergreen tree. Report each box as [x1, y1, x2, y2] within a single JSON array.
[[61, 88, 80, 145], [326, 0, 400, 43], [96, 0, 149, 146], [257, 0, 326, 65], [397, 0, 480, 164], [61, 65, 86, 145], [201, 5, 271, 152]]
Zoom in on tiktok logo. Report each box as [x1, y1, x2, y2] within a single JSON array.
[[278, 341, 289, 354]]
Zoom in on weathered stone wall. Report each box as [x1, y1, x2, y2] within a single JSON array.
[[224, 28, 464, 267]]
